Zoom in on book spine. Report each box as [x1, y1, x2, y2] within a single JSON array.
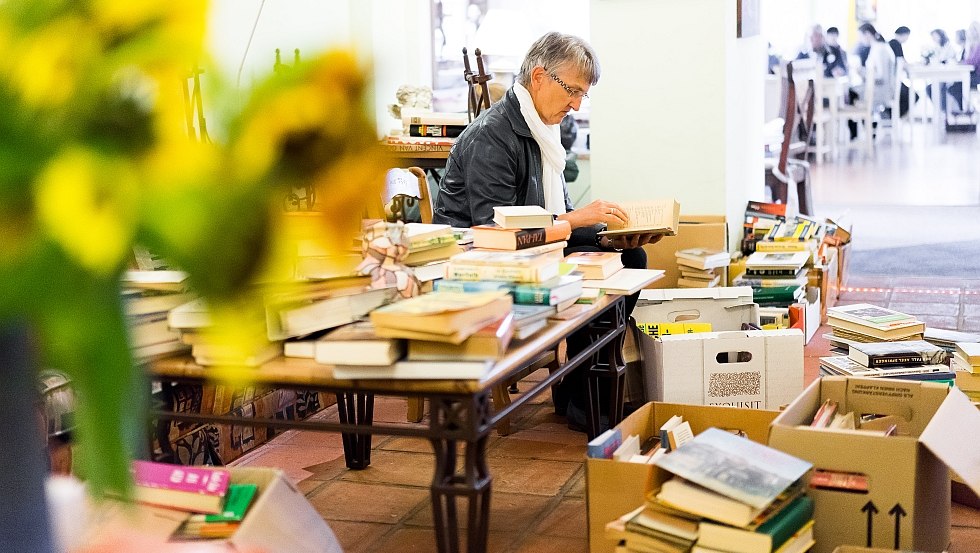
[[512, 288, 555, 306], [433, 280, 513, 294], [406, 114, 468, 126], [383, 141, 453, 153], [445, 263, 546, 283], [744, 268, 801, 277], [512, 227, 548, 249], [754, 242, 813, 252], [408, 124, 466, 138], [757, 495, 814, 549], [867, 352, 946, 368], [132, 461, 230, 495]]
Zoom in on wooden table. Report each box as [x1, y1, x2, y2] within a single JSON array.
[[149, 295, 629, 553], [906, 63, 973, 131], [383, 141, 452, 171]]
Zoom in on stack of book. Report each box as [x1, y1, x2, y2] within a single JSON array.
[[401, 110, 468, 138], [951, 342, 980, 405], [565, 251, 665, 296], [402, 223, 462, 267], [608, 428, 815, 553], [675, 248, 729, 288], [923, 327, 980, 355], [740, 201, 787, 254], [122, 270, 194, 362], [169, 276, 395, 367], [737, 251, 809, 307], [327, 290, 513, 379], [826, 303, 925, 343], [818, 339, 954, 384], [131, 461, 258, 540]]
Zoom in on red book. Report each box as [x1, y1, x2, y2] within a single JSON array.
[[471, 220, 572, 250], [132, 460, 230, 514]]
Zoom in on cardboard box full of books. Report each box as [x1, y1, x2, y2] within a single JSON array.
[[586, 402, 780, 553], [85, 466, 343, 553], [768, 377, 980, 553], [642, 215, 728, 288], [639, 328, 804, 409]]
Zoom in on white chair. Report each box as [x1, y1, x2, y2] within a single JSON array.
[[836, 64, 876, 158], [875, 58, 907, 143]]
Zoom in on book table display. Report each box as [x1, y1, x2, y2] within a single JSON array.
[[149, 295, 629, 553]]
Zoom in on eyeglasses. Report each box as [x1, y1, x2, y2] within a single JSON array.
[[549, 73, 589, 100]]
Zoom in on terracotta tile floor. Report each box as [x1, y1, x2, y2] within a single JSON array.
[[233, 279, 980, 552]]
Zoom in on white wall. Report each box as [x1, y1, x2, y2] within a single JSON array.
[[590, 0, 765, 249], [207, 0, 431, 137]]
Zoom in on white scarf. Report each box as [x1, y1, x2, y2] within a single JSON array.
[[513, 83, 567, 215]]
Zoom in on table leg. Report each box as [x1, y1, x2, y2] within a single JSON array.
[[585, 297, 628, 439], [336, 392, 374, 470], [429, 395, 493, 553]]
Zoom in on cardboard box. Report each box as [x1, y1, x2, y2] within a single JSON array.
[[586, 402, 780, 553], [643, 215, 728, 288], [634, 286, 760, 332], [768, 377, 980, 553], [641, 329, 804, 409], [85, 467, 343, 553]]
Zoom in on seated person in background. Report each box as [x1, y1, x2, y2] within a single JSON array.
[[948, 21, 980, 114], [797, 24, 846, 78], [955, 29, 968, 61], [433, 31, 662, 432], [847, 23, 896, 138], [926, 29, 960, 113], [889, 26, 911, 60], [825, 27, 849, 77]]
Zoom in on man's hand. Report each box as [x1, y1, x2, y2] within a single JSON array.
[[558, 200, 629, 229], [605, 233, 664, 250]]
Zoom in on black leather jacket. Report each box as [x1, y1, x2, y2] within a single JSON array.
[[432, 88, 599, 246]]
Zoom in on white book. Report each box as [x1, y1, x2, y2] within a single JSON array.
[[582, 268, 665, 295], [612, 434, 641, 461], [492, 205, 554, 229]]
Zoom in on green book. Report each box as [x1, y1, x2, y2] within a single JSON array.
[[756, 494, 815, 549], [197, 483, 258, 523]]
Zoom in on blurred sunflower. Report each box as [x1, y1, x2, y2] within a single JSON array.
[[0, 0, 385, 499]]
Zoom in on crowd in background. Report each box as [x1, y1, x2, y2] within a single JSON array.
[[769, 21, 980, 118]]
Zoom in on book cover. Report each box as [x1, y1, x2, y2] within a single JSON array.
[[198, 483, 258, 522], [582, 269, 665, 295], [675, 248, 730, 270], [407, 312, 514, 360], [512, 274, 584, 306], [599, 198, 681, 237], [491, 205, 554, 229], [653, 428, 811, 509], [829, 322, 924, 342], [370, 291, 513, 337], [444, 260, 560, 283], [744, 251, 809, 270], [471, 220, 571, 250], [847, 339, 948, 368], [743, 267, 807, 278], [315, 321, 405, 365], [433, 279, 514, 294], [563, 251, 623, 280], [697, 495, 814, 553], [587, 428, 623, 459], [827, 303, 918, 327], [132, 461, 230, 514], [818, 355, 947, 377]]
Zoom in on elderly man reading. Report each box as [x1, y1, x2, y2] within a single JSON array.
[[433, 32, 661, 431]]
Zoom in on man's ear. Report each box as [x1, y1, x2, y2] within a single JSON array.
[[529, 66, 547, 90]]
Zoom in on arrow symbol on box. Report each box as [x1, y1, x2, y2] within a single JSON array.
[[889, 503, 907, 549], [862, 500, 879, 547]]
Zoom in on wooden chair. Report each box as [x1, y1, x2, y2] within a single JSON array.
[[765, 62, 814, 216], [382, 167, 433, 224], [836, 61, 877, 158]]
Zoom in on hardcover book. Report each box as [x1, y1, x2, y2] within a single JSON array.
[[653, 428, 811, 510], [744, 251, 809, 271], [563, 251, 623, 280], [598, 198, 681, 238], [491, 205, 554, 229], [847, 339, 948, 368], [132, 461, 230, 514], [818, 355, 948, 378], [675, 248, 730, 270], [826, 303, 918, 328], [314, 321, 405, 366], [471, 220, 571, 250], [369, 291, 513, 338], [829, 319, 925, 342]]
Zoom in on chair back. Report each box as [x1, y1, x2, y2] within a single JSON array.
[[382, 167, 433, 224], [777, 62, 798, 174]]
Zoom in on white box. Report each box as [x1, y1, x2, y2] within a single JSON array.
[[643, 329, 804, 409], [634, 286, 760, 331], [803, 286, 821, 344]]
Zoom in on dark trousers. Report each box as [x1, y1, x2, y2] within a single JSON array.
[[555, 246, 647, 416]]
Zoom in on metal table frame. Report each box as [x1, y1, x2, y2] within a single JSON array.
[[150, 295, 629, 553]]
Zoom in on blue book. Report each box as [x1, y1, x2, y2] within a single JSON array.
[[587, 428, 623, 459]]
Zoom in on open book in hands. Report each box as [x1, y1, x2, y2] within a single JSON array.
[[598, 199, 680, 238]]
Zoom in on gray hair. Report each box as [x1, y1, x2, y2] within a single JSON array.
[[516, 32, 600, 87]]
